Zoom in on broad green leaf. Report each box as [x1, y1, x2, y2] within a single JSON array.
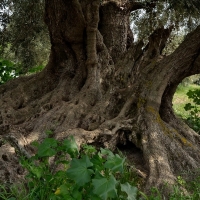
[[37, 138, 58, 157], [91, 154, 105, 171], [72, 186, 82, 200], [121, 182, 138, 200], [66, 155, 94, 186], [62, 136, 79, 157], [87, 194, 102, 200], [56, 184, 74, 200], [29, 165, 43, 179], [92, 175, 118, 200], [82, 144, 97, 156], [187, 89, 200, 104], [100, 148, 115, 159], [184, 103, 193, 111], [104, 154, 125, 173]]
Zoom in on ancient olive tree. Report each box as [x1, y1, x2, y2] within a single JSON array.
[[0, 0, 200, 191]]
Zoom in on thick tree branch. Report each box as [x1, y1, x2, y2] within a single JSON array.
[[159, 26, 200, 135], [160, 25, 200, 84], [127, 0, 158, 12], [5, 135, 31, 159], [144, 26, 173, 59], [86, 0, 100, 66], [44, 0, 86, 44]]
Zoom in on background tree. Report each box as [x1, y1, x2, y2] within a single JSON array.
[[0, 0, 50, 70], [0, 0, 200, 194]]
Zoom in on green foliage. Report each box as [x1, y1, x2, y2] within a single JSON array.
[[173, 84, 200, 133], [1, 135, 200, 199], [0, 57, 44, 85], [37, 138, 58, 157], [194, 79, 200, 85], [0, 58, 22, 84], [0, 135, 139, 200], [0, 0, 50, 70], [92, 175, 118, 200], [179, 75, 200, 87], [147, 173, 200, 200], [0, 0, 200, 70], [120, 182, 138, 200], [162, 33, 184, 55], [131, 1, 200, 58], [184, 89, 200, 133], [54, 142, 138, 200], [0, 57, 46, 85], [66, 155, 94, 186], [27, 65, 45, 74]]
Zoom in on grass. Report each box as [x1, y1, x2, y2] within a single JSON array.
[[0, 138, 200, 200], [173, 83, 200, 120], [147, 170, 200, 200], [0, 169, 200, 200]]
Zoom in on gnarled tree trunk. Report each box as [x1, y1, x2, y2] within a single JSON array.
[[0, 0, 200, 193]]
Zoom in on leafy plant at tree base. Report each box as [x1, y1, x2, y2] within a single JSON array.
[[1, 134, 200, 199], [184, 89, 200, 133], [5, 135, 139, 200], [53, 140, 139, 200]]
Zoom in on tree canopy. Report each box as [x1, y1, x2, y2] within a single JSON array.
[[0, 0, 49, 70], [0, 0, 200, 70]]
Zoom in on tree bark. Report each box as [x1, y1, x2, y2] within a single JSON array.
[[0, 0, 200, 194]]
